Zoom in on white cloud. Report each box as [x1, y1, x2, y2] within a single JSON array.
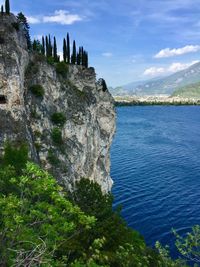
[[155, 45, 200, 58], [27, 10, 83, 25], [144, 60, 199, 77], [43, 10, 83, 25], [27, 16, 41, 24], [102, 52, 113, 57], [168, 61, 199, 72], [143, 67, 165, 76]]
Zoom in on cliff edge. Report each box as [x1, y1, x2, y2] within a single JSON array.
[[0, 14, 116, 192]]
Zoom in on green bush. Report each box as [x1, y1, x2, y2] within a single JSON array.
[[51, 112, 66, 126], [30, 84, 45, 97], [0, 162, 95, 266], [25, 62, 39, 77], [3, 142, 28, 175], [56, 62, 68, 78], [51, 127, 63, 145], [47, 56, 55, 65], [0, 144, 189, 267]]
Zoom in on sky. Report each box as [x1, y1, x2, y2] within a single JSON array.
[[3, 0, 200, 86]]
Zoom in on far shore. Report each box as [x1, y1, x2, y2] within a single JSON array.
[[114, 95, 200, 106]]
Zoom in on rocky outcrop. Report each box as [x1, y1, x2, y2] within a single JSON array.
[[0, 14, 116, 192]]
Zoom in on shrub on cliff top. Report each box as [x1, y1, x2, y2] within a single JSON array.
[[30, 84, 44, 97], [56, 61, 68, 78]]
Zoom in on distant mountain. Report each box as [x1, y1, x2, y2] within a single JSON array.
[[111, 61, 200, 96], [108, 86, 129, 96], [172, 81, 200, 98]]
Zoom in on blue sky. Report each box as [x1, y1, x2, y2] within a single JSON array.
[[4, 0, 200, 86]]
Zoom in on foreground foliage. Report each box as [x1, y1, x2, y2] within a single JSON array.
[[0, 144, 197, 266]]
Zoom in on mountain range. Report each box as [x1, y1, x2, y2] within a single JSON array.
[[110, 61, 200, 96]]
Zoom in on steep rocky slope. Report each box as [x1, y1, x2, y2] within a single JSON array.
[[0, 14, 116, 192]]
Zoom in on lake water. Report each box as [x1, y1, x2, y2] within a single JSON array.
[[111, 106, 200, 256]]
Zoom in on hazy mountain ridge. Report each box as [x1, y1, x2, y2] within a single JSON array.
[[172, 81, 200, 98], [111, 61, 200, 96]]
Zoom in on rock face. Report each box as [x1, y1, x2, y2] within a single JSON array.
[[0, 14, 116, 192]]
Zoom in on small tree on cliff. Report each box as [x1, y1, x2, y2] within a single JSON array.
[[67, 33, 70, 63], [45, 35, 49, 57], [63, 38, 67, 63], [48, 35, 53, 57], [5, 0, 10, 15], [17, 12, 31, 50], [71, 40, 77, 64], [53, 36, 58, 62], [41, 36, 45, 55]]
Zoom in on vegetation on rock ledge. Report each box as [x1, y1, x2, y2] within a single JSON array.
[[0, 144, 197, 266]]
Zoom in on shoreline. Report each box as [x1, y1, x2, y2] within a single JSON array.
[[114, 96, 200, 106]]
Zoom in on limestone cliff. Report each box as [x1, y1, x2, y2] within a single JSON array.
[[0, 14, 116, 192]]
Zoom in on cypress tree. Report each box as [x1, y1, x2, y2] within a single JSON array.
[[41, 36, 45, 55], [63, 38, 67, 63], [82, 50, 89, 68], [71, 40, 76, 64], [77, 47, 82, 65], [53, 37, 58, 62], [32, 39, 41, 52], [81, 47, 84, 66], [82, 50, 86, 67], [48, 35, 52, 57], [17, 13, 31, 50], [32, 40, 37, 51], [85, 52, 88, 68], [5, 0, 10, 15], [67, 33, 70, 64], [77, 52, 80, 65], [1, 5, 4, 15], [45, 36, 49, 57]]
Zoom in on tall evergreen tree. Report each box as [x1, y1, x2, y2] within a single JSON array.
[[1, 5, 3, 14], [17, 12, 31, 50], [32, 39, 42, 53], [77, 52, 80, 65], [53, 37, 58, 62], [82, 50, 89, 68], [5, 0, 10, 15], [85, 52, 88, 68], [63, 38, 67, 63], [48, 35, 52, 57], [77, 47, 82, 65], [81, 47, 84, 66], [41, 36, 45, 55], [45, 35, 49, 57], [67, 33, 70, 64], [32, 39, 37, 51], [71, 40, 77, 64]]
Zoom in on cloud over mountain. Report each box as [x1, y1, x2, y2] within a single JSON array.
[[144, 60, 199, 77], [155, 45, 200, 58]]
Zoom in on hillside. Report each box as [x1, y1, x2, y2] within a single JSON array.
[[112, 61, 200, 96], [0, 12, 116, 192], [172, 81, 200, 98]]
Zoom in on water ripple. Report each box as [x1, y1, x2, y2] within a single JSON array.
[[111, 106, 200, 259]]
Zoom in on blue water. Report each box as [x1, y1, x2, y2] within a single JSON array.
[[111, 106, 200, 256]]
